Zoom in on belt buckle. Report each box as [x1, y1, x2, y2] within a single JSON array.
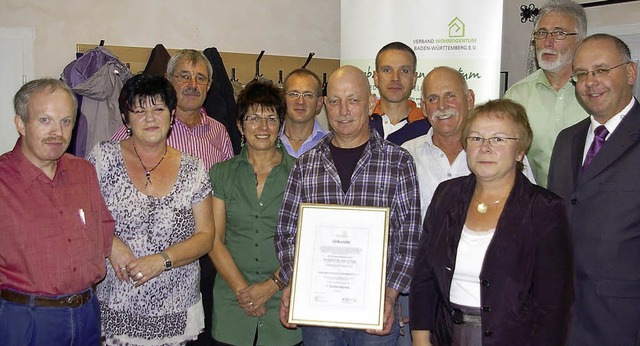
[[66, 294, 83, 308]]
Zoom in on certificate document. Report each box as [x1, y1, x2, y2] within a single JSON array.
[[289, 204, 389, 330]]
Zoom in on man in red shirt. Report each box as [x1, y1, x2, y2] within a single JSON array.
[[0, 79, 115, 345]]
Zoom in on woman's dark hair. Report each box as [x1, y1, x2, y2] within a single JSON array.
[[119, 73, 177, 125], [236, 79, 286, 130]]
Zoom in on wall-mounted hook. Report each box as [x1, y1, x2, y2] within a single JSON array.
[[231, 68, 238, 82], [277, 70, 284, 88], [254, 50, 265, 79], [301, 52, 315, 69], [322, 73, 327, 97]]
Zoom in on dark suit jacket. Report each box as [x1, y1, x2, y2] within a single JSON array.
[[548, 100, 640, 345], [410, 173, 574, 346]]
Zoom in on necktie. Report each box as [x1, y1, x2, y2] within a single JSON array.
[[582, 125, 609, 170]]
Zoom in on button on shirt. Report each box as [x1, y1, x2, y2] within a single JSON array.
[[275, 129, 421, 293], [504, 69, 588, 187], [402, 129, 469, 218], [0, 139, 115, 295], [112, 108, 233, 169], [209, 147, 300, 346]]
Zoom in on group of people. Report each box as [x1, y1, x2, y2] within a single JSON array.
[[1, 0, 639, 345]]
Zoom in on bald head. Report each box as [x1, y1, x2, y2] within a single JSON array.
[[424, 67, 468, 92], [325, 65, 376, 147], [328, 65, 371, 95]]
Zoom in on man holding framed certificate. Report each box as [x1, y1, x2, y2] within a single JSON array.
[[275, 65, 422, 345]]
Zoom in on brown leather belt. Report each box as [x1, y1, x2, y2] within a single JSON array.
[[0, 289, 93, 308]]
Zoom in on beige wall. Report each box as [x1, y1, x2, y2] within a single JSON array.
[[1, 0, 638, 89], [0, 0, 341, 78]]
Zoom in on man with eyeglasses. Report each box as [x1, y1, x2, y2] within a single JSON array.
[[280, 68, 328, 158], [370, 42, 430, 146], [548, 33, 640, 346], [504, 0, 588, 187], [112, 49, 233, 346]]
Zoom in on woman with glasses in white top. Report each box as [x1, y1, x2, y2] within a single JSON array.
[[410, 99, 574, 345]]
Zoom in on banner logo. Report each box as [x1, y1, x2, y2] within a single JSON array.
[[448, 17, 465, 37]]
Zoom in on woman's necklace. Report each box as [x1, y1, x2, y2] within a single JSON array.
[[252, 153, 278, 186], [475, 198, 503, 214], [132, 139, 168, 187], [285, 131, 310, 143]]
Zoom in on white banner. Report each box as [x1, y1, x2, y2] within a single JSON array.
[[341, 0, 504, 104]]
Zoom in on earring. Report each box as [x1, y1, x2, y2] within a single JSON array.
[[240, 135, 245, 147], [126, 127, 132, 137], [275, 137, 282, 149]]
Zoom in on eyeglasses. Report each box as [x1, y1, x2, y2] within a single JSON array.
[[285, 91, 318, 100], [244, 115, 280, 126], [571, 62, 630, 83], [532, 30, 578, 40], [172, 74, 210, 85], [466, 136, 520, 147]]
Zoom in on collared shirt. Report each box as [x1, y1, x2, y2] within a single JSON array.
[[403, 129, 538, 219], [582, 98, 635, 163], [209, 147, 300, 346], [373, 99, 424, 124], [0, 139, 115, 295], [279, 119, 328, 158], [111, 108, 233, 169], [402, 129, 469, 218], [504, 69, 588, 187], [275, 129, 421, 293]]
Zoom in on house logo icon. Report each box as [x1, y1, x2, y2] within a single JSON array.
[[448, 17, 465, 37]]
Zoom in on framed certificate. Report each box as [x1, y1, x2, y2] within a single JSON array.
[[288, 203, 390, 330]]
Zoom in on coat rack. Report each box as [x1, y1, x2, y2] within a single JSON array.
[[76, 44, 340, 88]]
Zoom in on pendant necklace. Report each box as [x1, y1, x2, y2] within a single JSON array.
[[252, 153, 277, 186], [475, 198, 503, 214], [132, 139, 168, 187]]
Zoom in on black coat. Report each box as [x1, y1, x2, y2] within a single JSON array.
[[203, 47, 241, 154]]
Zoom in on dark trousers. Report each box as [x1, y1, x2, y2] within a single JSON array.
[[189, 255, 216, 346]]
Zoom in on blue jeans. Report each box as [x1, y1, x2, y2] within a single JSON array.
[[0, 289, 100, 346], [301, 304, 399, 346]]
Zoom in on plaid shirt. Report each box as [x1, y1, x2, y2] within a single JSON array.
[[275, 129, 421, 293]]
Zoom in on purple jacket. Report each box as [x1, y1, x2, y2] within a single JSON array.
[[410, 172, 574, 345]]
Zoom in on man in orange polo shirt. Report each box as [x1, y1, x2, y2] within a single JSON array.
[[370, 42, 430, 145]]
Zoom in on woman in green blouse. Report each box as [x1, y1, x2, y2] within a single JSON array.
[[208, 80, 301, 346]]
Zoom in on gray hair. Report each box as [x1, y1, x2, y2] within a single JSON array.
[[535, 0, 588, 41], [14, 78, 78, 122], [166, 49, 213, 81]]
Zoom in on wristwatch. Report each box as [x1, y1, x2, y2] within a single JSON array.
[[160, 251, 172, 271]]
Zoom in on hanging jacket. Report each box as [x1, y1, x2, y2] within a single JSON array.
[[61, 47, 131, 157], [144, 44, 171, 76], [203, 47, 241, 154]]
